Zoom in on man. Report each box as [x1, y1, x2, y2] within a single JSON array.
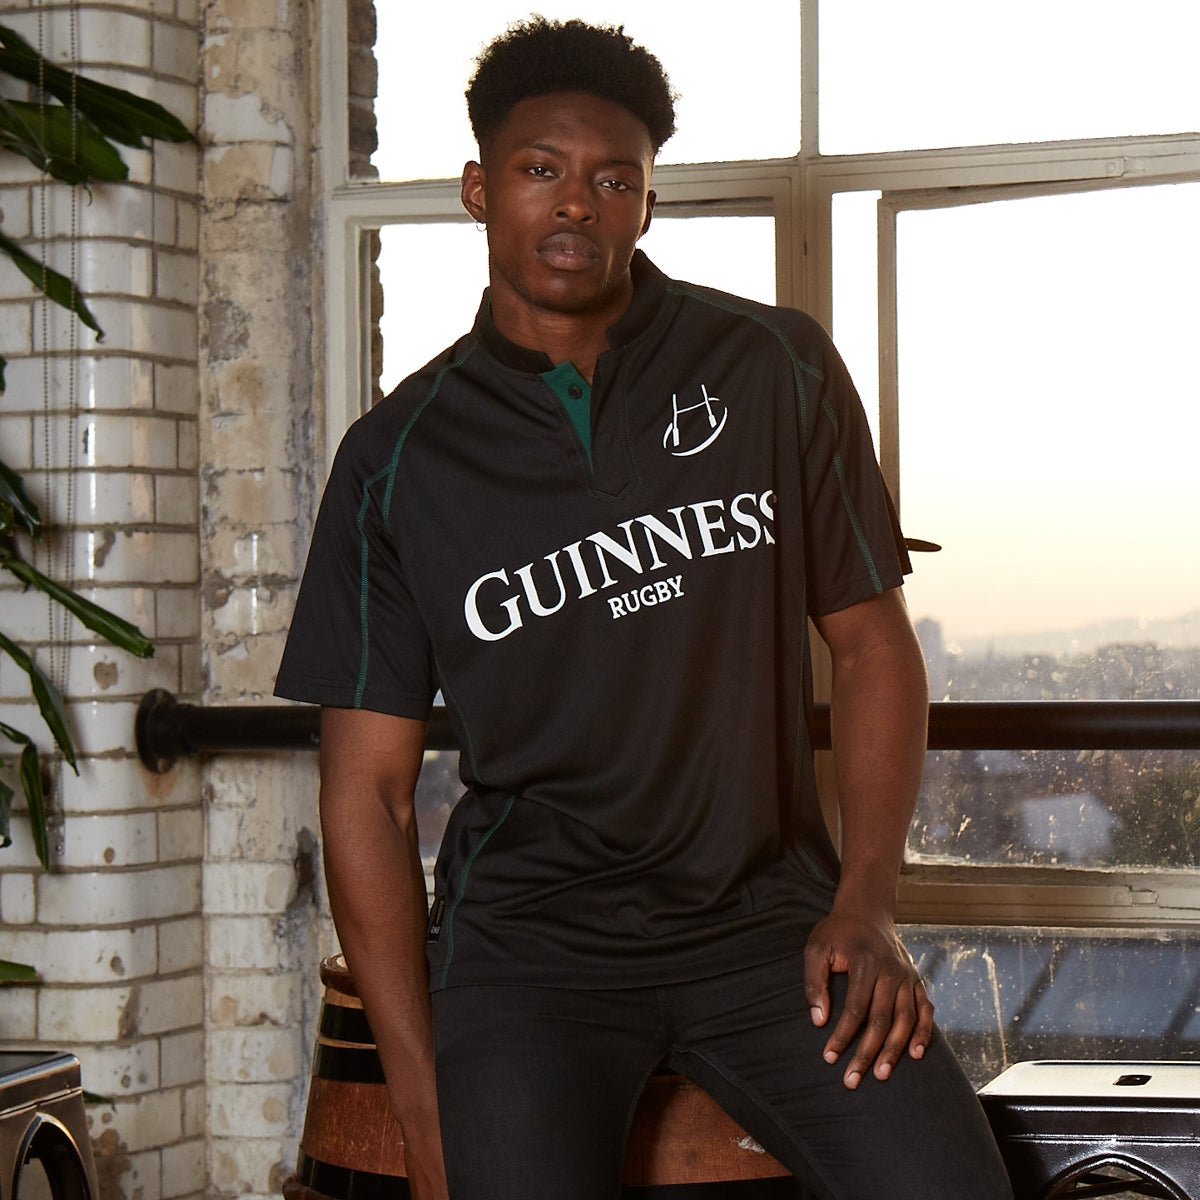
[[276, 17, 1013, 1200]]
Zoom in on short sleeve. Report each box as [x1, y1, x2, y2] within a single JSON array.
[[275, 420, 436, 718], [797, 321, 911, 616]]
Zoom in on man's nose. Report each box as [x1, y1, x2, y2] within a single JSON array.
[[554, 175, 597, 222]]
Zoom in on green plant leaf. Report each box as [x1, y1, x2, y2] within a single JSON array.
[[0, 959, 38, 983], [0, 349, 6, 391], [0, 228, 102, 336], [0, 24, 193, 148], [0, 633, 77, 772], [0, 96, 129, 184], [0, 721, 49, 869], [0, 457, 41, 537], [0, 553, 153, 657], [0, 773, 12, 846]]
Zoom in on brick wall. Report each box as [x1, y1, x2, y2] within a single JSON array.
[[1, 1, 341, 1196], [0, 2, 206, 1197]]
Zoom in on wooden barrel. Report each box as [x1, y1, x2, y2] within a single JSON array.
[[283, 955, 800, 1199]]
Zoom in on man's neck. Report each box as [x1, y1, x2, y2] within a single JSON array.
[[488, 276, 634, 384]]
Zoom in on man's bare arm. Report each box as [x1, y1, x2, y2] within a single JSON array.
[[806, 587, 934, 1089], [319, 707, 448, 1200]]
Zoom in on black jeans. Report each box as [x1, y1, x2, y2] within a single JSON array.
[[432, 951, 1013, 1200]]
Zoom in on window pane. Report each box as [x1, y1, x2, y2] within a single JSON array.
[[820, 0, 1200, 154], [378, 214, 776, 394], [369, 1, 800, 181], [891, 182, 1200, 868], [905, 926, 1200, 1087]]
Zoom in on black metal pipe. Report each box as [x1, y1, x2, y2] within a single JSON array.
[[135, 690, 1200, 774]]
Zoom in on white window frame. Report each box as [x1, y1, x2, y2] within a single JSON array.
[[320, 0, 1200, 929]]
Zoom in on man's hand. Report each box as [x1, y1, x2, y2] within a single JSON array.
[[804, 905, 934, 1090]]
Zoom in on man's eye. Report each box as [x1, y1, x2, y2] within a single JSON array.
[[601, 178, 629, 191], [529, 165, 554, 177]]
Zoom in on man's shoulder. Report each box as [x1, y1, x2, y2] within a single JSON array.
[[337, 334, 480, 465], [664, 276, 834, 365]]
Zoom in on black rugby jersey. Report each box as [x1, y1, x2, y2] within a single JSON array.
[[276, 253, 910, 990]]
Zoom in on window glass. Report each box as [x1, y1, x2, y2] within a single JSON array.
[[820, 0, 1200, 154], [378, 214, 776, 395], [889, 182, 1200, 867], [906, 926, 1200, 1087], [368, 0, 801, 181]]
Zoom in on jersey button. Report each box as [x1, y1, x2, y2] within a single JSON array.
[[567, 384, 584, 400]]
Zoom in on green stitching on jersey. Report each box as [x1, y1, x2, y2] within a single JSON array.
[[352, 342, 477, 707], [540, 361, 592, 462], [438, 794, 515, 988], [665, 280, 884, 594]]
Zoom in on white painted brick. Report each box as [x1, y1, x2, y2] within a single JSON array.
[[74, 528, 199, 585], [158, 807, 202, 862], [123, 147, 155, 188], [209, 583, 294, 638], [0, 812, 43, 870], [73, 470, 157, 523], [61, 648, 168, 707], [78, 186, 155, 241], [209, 1082, 292, 1138], [153, 363, 199, 414], [179, 640, 203, 694], [80, 241, 154, 297], [59, 812, 157, 869], [90, 1086, 184, 1154], [0, 871, 36, 923], [154, 142, 199, 196], [153, 20, 201, 81], [76, 1037, 160, 1097], [65, 700, 145, 757], [140, 974, 204, 1034], [60, 756, 200, 815], [160, 1030, 204, 1089], [176, 199, 199, 251], [206, 916, 282, 970], [2, 926, 155, 983], [0, 586, 52, 642], [0, 185, 31, 236], [155, 473, 197, 525], [153, 192, 178, 246], [205, 93, 290, 144], [156, 587, 200, 639], [0, 301, 33, 351], [156, 250, 199, 306], [1, 985, 37, 1039], [37, 863, 201, 926], [65, 643, 179, 701], [107, 1148, 164, 1200], [162, 1137, 205, 1198], [181, 1083, 205, 1138], [159, 916, 204, 974], [211, 1138, 293, 1198], [175, 0, 199, 23], [38, 983, 134, 1042], [177, 419, 198, 470], [209, 1027, 301, 1083], [77, 8, 153, 69], [204, 861, 296, 915], [209, 970, 301, 1029]]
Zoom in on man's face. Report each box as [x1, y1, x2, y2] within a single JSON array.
[[461, 91, 656, 331]]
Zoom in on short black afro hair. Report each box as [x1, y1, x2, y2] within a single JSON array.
[[466, 16, 677, 156]]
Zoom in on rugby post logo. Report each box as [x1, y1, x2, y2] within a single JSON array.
[[663, 384, 727, 457]]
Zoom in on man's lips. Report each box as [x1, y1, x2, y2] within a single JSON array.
[[537, 232, 599, 270]]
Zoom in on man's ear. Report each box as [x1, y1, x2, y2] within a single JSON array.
[[461, 160, 486, 223], [639, 189, 656, 239]]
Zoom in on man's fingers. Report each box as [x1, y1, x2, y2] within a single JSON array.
[[804, 950, 832, 1027], [908, 979, 935, 1059]]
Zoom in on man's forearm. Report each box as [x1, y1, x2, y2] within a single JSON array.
[[827, 613, 928, 913]]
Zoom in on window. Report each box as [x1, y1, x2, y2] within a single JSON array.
[[324, 0, 1200, 1086]]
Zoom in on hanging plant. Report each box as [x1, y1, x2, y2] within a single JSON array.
[[0, 22, 193, 899]]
